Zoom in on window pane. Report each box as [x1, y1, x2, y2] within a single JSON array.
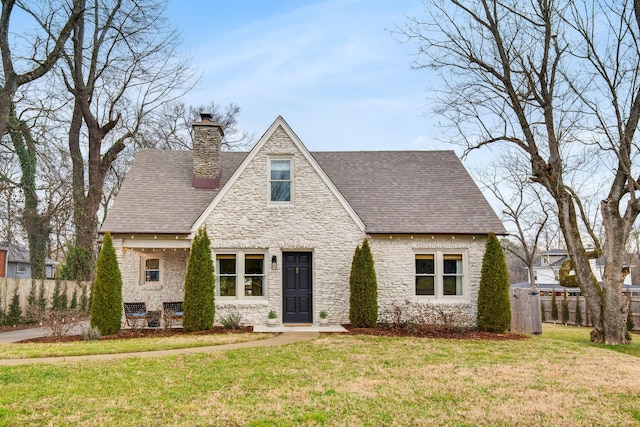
[[218, 257, 236, 274], [245, 256, 264, 275], [245, 277, 263, 297], [145, 258, 159, 270], [271, 160, 291, 180], [146, 270, 159, 282], [219, 277, 236, 297], [416, 255, 434, 274], [416, 276, 435, 295], [443, 276, 463, 296], [271, 181, 291, 201], [443, 255, 462, 274]]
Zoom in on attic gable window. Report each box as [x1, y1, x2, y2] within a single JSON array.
[[270, 159, 292, 202]]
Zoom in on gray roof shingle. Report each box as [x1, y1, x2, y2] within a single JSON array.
[[101, 149, 505, 235]]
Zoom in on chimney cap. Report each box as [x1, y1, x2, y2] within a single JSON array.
[[200, 113, 213, 122]]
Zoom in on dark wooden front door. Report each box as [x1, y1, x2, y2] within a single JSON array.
[[283, 252, 312, 323]]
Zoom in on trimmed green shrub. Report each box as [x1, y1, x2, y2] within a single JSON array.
[[38, 282, 46, 313], [70, 288, 78, 310], [183, 226, 215, 332], [52, 281, 68, 311], [551, 289, 559, 322], [627, 297, 635, 333], [575, 296, 583, 326], [541, 301, 546, 322], [7, 288, 22, 325], [561, 290, 569, 325], [90, 231, 123, 335], [25, 280, 40, 323], [80, 284, 89, 312], [349, 239, 378, 328], [477, 233, 511, 333]]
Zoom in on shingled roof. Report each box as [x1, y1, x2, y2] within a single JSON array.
[[101, 149, 504, 235]]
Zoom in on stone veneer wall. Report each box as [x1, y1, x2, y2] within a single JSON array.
[[369, 235, 487, 324], [204, 126, 366, 325]]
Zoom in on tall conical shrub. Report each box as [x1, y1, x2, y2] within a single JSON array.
[[477, 233, 511, 333], [183, 226, 215, 332], [561, 290, 570, 325], [551, 289, 559, 322], [575, 295, 583, 326], [90, 231, 123, 335], [349, 239, 378, 327]]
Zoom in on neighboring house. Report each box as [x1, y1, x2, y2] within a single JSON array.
[[0, 243, 6, 277], [0, 241, 58, 279], [528, 249, 633, 286], [100, 115, 505, 326]]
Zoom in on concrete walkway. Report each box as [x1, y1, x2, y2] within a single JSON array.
[[0, 322, 335, 366]]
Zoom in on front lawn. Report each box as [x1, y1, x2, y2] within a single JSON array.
[[0, 324, 638, 426], [0, 332, 273, 359]]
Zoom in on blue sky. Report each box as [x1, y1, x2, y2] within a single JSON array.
[[166, 0, 448, 152]]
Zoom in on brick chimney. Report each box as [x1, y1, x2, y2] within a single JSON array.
[[192, 113, 224, 189]]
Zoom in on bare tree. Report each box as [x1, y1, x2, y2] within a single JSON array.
[[0, 0, 82, 139], [99, 100, 251, 226], [404, 0, 640, 344], [476, 151, 551, 288], [60, 0, 194, 279]]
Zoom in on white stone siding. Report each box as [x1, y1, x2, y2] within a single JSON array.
[[204, 126, 365, 325], [369, 236, 487, 325]]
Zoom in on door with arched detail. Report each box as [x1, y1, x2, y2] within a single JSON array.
[[283, 252, 312, 323]]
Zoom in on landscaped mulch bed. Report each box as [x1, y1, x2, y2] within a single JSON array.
[[341, 324, 528, 341], [14, 324, 528, 344], [16, 326, 254, 344]]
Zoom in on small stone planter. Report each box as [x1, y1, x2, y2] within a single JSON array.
[[319, 318, 329, 326], [266, 318, 277, 327]]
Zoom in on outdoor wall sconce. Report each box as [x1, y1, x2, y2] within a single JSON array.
[[271, 255, 277, 270]]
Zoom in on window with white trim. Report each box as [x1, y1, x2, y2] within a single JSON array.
[[216, 252, 266, 298], [415, 252, 465, 298], [16, 263, 27, 274], [270, 159, 292, 202], [216, 255, 236, 297], [140, 255, 162, 285]]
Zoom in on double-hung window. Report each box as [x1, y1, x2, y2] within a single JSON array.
[[270, 159, 292, 202], [216, 255, 237, 297], [415, 252, 465, 298], [216, 252, 266, 298], [140, 256, 161, 285], [244, 255, 264, 296]]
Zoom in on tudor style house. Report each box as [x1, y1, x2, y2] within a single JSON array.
[[100, 115, 505, 326]]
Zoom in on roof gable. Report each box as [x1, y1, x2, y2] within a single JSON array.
[[191, 116, 366, 234], [101, 116, 505, 236]]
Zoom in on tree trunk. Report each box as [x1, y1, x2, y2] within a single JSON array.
[[557, 193, 629, 344], [10, 110, 50, 280]]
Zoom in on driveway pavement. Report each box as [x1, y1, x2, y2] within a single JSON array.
[[0, 321, 90, 344]]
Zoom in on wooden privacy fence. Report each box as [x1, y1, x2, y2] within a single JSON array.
[[539, 294, 640, 330], [0, 278, 91, 316], [510, 287, 543, 334]]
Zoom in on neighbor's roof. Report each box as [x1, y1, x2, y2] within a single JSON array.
[[0, 241, 58, 265], [101, 149, 505, 235]]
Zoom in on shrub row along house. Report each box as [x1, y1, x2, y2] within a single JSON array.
[[100, 115, 505, 326]]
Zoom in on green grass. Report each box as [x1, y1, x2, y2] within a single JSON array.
[[0, 324, 639, 426], [0, 333, 273, 359]]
